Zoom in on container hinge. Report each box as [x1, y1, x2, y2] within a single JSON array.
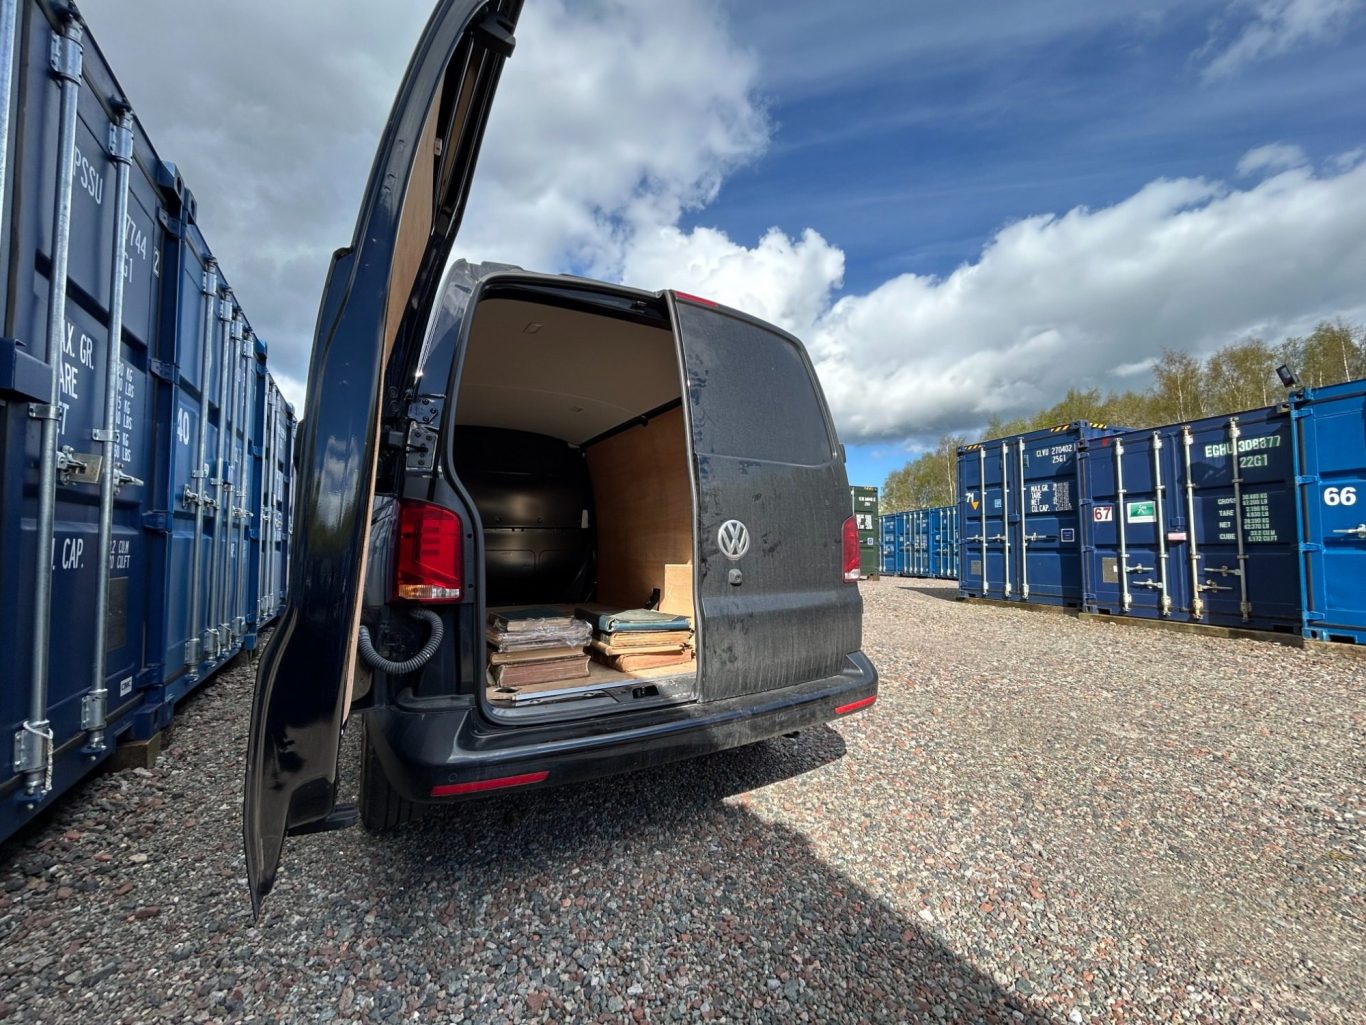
[[217, 297, 234, 321], [1298, 542, 1323, 553], [57, 446, 102, 485], [1303, 610, 1325, 622], [201, 267, 218, 295], [142, 511, 170, 533], [184, 637, 201, 669], [13, 721, 54, 797], [81, 686, 108, 734], [107, 119, 134, 162], [149, 358, 178, 382], [49, 28, 83, 83], [1289, 407, 1312, 420], [158, 210, 185, 237], [28, 403, 60, 421], [1294, 474, 1320, 486], [1331, 523, 1366, 538], [91, 427, 116, 443]]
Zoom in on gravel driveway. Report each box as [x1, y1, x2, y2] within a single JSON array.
[[1, 578, 1362, 1023]]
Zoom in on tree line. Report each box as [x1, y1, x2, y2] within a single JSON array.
[[880, 320, 1365, 513]]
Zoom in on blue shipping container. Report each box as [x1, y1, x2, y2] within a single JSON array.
[[0, 1, 293, 841], [959, 423, 1119, 605], [1293, 378, 1366, 645], [1078, 405, 1301, 633], [880, 510, 901, 576]]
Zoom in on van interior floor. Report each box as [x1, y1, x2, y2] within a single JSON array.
[[487, 656, 698, 708]]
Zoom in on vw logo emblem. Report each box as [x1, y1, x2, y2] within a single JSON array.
[[718, 519, 750, 560]]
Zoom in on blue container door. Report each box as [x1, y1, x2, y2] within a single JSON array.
[[1183, 410, 1299, 631], [1081, 431, 1187, 619], [958, 443, 1008, 598], [1295, 380, 1366, 643], [891, 512, 907, 576], [1, 9, 162, 825], [1010, 430, 1090, 605], [880, 513, 896, 576]]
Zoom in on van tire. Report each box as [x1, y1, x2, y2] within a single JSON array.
[[359, 720, 418, 832]]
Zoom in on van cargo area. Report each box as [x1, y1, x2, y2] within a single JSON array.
[[451, 286, 700, 716]]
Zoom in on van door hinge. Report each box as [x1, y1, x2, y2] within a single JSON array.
[[474, 11, 517, 58]]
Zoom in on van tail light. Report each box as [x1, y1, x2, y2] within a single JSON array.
[[842, 516, 860, 582], [395, 500, 463, 602]]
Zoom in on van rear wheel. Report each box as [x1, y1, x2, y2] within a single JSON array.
[[358, 719, 419, 832]]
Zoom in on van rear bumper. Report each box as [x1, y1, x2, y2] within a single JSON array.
[[365, 651, 878, 803]]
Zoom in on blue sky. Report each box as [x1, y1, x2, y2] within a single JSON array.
[[91, 0, 1366, 495], [712, 0, 1366, 487]]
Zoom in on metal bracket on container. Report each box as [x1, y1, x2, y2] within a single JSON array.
[[57, 446, 102, 484], [107, 119, 134, 161], [48, 26, 82, 82], [28, 402, 60, 421], [114, 468, 143, 492], [13, 721, 53, 796], [80, 685, 108, 734]]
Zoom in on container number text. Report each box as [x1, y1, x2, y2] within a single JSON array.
[[1324, 486, 1357, 507]]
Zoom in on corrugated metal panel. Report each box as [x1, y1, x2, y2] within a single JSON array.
[[883, 505, 960, 580], [0, 1, 294, 840], [1293, 378, 1366, 645], [959, 422, 1119, 605], [880, 509, 899, 576], [1079, 406, 1300, 633]]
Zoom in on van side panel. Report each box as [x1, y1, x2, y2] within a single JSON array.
[[672, 299, 861, 702]]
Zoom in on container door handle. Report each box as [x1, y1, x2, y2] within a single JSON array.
[[1331, 524, 1366, 538]]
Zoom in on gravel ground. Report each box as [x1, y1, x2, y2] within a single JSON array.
[[1, 578, 1362, 1023]]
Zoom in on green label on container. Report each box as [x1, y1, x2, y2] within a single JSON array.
[[1126, 500, 1156, 524]]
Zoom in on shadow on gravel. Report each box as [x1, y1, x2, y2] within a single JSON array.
[[351, 727, 1051, 1024], [896, 584, 960, 602]]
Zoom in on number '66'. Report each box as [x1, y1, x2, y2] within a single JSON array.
[[1324, 486, 1358, 507]]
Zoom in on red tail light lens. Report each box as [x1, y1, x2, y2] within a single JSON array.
[[843, 515, 860, 582], [395, 500, 463, 602]]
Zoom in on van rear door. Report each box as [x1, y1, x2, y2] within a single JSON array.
[[669, 294, 861, 701], [243, 0, 521, 914]]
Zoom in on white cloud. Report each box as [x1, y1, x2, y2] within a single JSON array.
[[1201, 0, 1365, 80], [460, 0, 767, 275], [83, 4, 1366, 445], [1236, 142, 1309, 175], [627, 152, 1366, 443]]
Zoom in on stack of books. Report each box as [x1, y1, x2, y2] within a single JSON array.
[[576, 607, 694, 672], [486, 607, 593, 688]]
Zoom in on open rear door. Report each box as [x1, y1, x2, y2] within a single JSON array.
[[243, 0, 521, 913], [668, 293, 863, 702]]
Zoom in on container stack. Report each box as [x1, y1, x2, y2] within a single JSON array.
[[576, 608, 695, 672], [486, 608, 592, 688]]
